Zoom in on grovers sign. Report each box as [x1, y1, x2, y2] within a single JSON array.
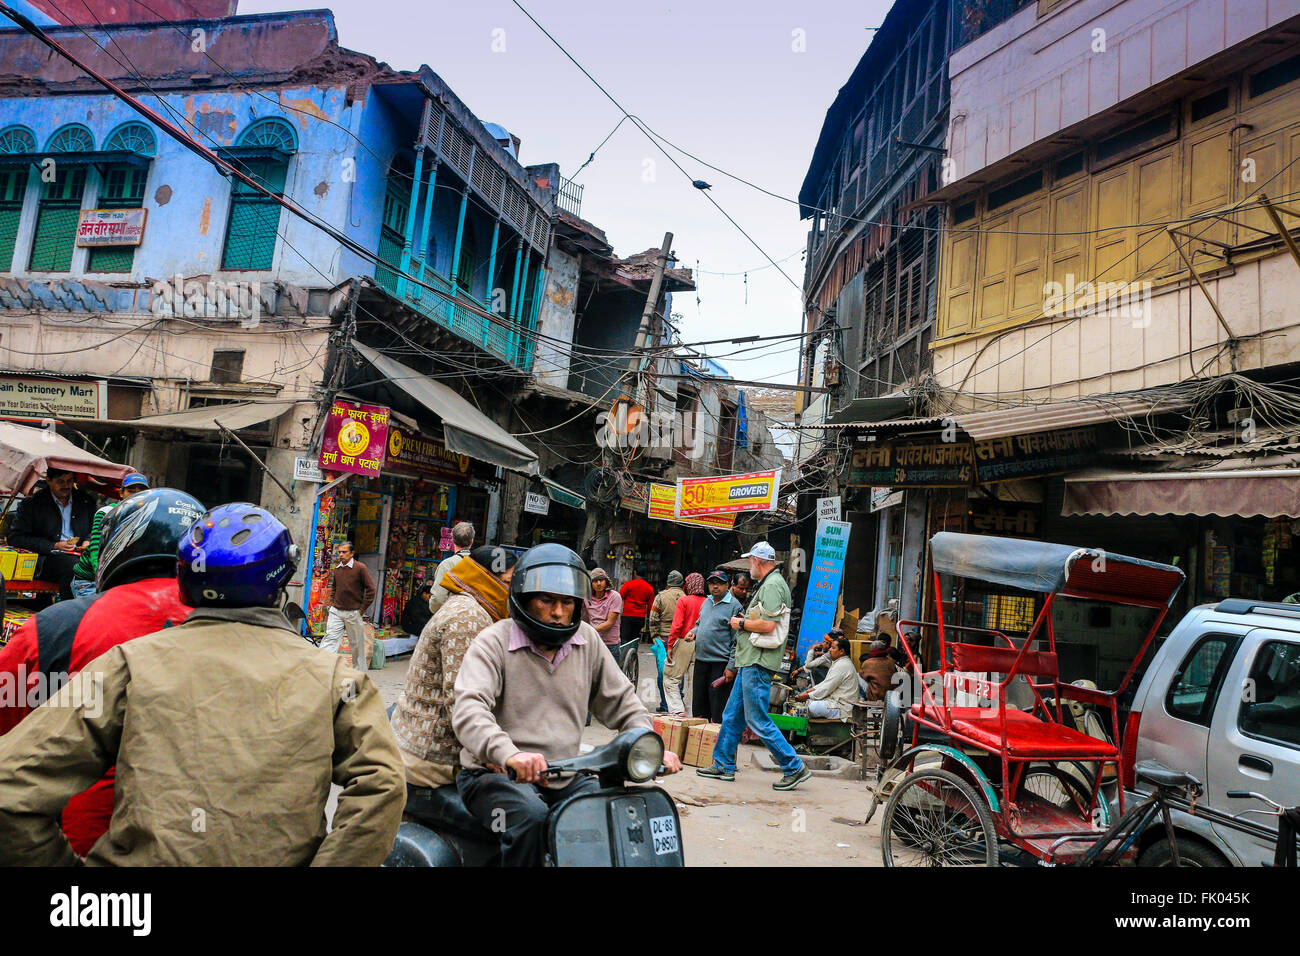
[[675, 469, 781, 517]]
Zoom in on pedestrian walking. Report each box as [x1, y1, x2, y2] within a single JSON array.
[[322, 540, 377, 669], [664, 572, 706, 714], [582, 567, 622, 661], [698, 542, 810, 791], [648, 570, 684, 644], [618, 564, 655, 644], [691, 570, 739, 722], [428, 521, 475, 615]]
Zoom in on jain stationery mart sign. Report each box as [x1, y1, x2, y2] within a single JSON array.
[[0, 377, 107, 420]]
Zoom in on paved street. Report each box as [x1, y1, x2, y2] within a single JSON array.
[[367, 645, 883, 866]]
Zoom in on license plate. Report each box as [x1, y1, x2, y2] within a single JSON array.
[[650, 814, 678, 855]]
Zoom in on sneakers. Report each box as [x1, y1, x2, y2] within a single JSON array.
[[696, 765, 735, 782], [773, 766, 813, 791]]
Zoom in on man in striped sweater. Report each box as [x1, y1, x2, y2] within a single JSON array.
[[69, 473, 149, 599]]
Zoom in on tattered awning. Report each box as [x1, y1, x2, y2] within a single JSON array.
[[88, 401, 294, 433], [352, 342, 539, 476], [0, 420, 134, 495], [1063, 461, 1300, 519]]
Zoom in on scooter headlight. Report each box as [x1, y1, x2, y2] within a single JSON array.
[[626, 732, 664, 783]]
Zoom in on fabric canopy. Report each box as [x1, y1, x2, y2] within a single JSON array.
[[89, 401, 294, 433], [0, 420, 134, 495], [930, 531, 1184, 607], [352, 342, 539, 475], [1063, 465, 1300, 519]]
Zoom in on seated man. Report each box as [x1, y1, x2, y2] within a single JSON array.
[[791, 630, 838, 684], [859, 640, 899, 701], [794, 636, 859, 720], [452, 543, 682, 866], [400, 581, 435, 638], [392, 546, 516, 791], [7, 467, 96, 599]]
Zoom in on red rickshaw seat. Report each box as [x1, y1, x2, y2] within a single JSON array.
[[910, 704, 1119, 759]]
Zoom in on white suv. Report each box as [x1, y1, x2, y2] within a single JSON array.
[[1124, 600, 1300, 866]]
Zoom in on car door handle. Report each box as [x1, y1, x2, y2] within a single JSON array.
[[1239, 754, 1273, 775]]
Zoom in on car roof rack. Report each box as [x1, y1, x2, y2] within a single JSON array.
[[1214, 599, 1300, 620]]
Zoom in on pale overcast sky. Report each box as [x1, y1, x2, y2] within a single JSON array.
[[243, 0, 892, 383]]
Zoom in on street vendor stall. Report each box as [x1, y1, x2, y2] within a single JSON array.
[[0, 421, 133, 638]]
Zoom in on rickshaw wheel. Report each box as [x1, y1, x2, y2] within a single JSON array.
[[881, 768, 997, 867], [1018, 765, 1094, 820]]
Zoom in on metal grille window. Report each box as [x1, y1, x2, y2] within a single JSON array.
[[375, 156, 412, 293], [86, 164, 148, 273], [29, 166, 86, 273], [221, 156, 288, 271], [0, 166, 28, 272]]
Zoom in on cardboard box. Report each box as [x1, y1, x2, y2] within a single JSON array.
[[849, 638, 873, 664], [0, 549, 16, 580], [652, 715, 704, 756], [683, 722, 721, 767], [11, 550, 37, 581]]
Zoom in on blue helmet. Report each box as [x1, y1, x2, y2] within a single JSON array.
[[177, 503, 299, 608]]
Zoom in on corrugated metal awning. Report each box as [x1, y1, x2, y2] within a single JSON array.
[[801, 394, 1187, 439], [86, 401, 294, 432]]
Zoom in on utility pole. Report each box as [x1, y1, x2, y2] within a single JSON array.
[[628, 231, 673, 410]]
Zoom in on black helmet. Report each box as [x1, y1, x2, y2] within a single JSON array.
[[97, 488, 205, 591], [508, 543, 592, 647]]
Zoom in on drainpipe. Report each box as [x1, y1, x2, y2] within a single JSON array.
[[413, 158, 439, 297], [396, 148, 425, 300]]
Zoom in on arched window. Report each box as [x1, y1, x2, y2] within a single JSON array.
[[104, 122, 157, 157], [375, 153, 413, 294], [30, 126, 93, 272], [0, 127, 35, 271], [87, 123, 158, 274], [221, 118, 296, 271]]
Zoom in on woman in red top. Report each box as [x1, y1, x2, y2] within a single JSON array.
[[663, 573, 707, 715]]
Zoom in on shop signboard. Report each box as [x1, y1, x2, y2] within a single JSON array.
[[647, 483, 735, 530], [817, 495, 841, 521], [870, 487, 904, 512], [0, 375, 106, 420], [848, 435, 973, 488], [385, 426, 471, 482], [75, 208, 147, 246], [967, 498, 1042, 538], [972, 426, 1098, 483], [293, 457, 325, 483], [795, 518, 852, 658], [676, 468, 782, 517], [524, 492, 550, 515], [319, 400, 389, 478], [619, 477, 650, 513]]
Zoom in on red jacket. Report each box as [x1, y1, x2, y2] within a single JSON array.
[[619, 578, 655, 619], [0, 577, 193, 856], [667, 594, 706, 653]]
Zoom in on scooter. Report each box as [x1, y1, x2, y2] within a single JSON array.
[[384, 727, 684, 867]]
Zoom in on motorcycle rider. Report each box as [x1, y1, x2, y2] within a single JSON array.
[[0, 488, 203, 857], [0, 502, 405, 866], [452, 543, 682, 866]]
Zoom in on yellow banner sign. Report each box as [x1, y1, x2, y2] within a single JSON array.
[[648, 483, 735, 529], [676, 469, 782, 517]]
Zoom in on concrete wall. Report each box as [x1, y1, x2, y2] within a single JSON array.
[[947, 0, 1300, 184], [533, 247, 579, 388]]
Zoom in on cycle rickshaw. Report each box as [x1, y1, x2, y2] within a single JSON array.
[[871, 531, 1186, 866]]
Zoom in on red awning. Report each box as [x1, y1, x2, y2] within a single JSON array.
[[1063, 464, 1300, 519]]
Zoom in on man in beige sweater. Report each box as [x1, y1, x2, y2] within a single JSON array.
[[453, 544, 682, 866]]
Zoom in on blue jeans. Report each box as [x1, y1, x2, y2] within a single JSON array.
[[70, 578, 97, 599], [711, 665, 803, 775]]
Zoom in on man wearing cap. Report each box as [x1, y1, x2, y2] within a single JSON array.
[[69, 473, 149, 599], [689, 570, 739, 722], [698, 541, 811, 791], [8, 467, 96, 599]]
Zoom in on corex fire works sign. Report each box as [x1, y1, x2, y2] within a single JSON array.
[[675, 469, 782, 517], [319, 400, 389, 477]]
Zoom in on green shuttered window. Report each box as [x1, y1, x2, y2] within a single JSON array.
[[0, 167, 27, 272], [221, 156, 289, 271], [29, 166, 86, 273], [87, 164, 148, 274]]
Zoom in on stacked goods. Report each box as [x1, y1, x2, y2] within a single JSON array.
[[651, 715, 704, 757], [682, 723, 721, 767], [0, 547, 37, 581], [0, 607, 31, 646]]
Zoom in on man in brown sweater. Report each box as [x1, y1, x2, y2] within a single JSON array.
[[452, 543, 682, 866], [323, 541, 377, 669]]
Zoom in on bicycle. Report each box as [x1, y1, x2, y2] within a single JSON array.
[[1226, 790, 1300, 867]]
